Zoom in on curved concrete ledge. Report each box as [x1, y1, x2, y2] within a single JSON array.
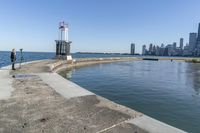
[[50, 57, 141, 73], [0, 58, 187, 133]]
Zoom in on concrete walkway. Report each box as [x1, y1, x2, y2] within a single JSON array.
[[0, 59, 187, 133], [0, 70, 13, 100]]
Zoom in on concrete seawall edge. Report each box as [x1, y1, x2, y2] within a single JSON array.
[[0, 58, 187, 133], [48, 58, 187, 133]]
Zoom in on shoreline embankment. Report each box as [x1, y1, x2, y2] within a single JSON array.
[[50, 57, 141, 72], [0, 57, 187, 133], [50, 56, 200, 73]]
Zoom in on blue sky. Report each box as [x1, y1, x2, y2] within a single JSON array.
[[0, 0, 200, 53]]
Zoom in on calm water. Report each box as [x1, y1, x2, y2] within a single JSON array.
[[0, 51, 55, 67], [61, 60, 200, 133]]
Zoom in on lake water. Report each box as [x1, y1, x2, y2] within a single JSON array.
[[61, 60, 200, 133], [0, 51, 131, 67]]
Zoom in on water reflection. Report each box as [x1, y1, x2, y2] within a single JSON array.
[[65, 70, 72, 79], [186, 63, 200, 95]]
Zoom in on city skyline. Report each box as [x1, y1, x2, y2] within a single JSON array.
[[141, 23, 200, 56], [0, 0, 200, 53]]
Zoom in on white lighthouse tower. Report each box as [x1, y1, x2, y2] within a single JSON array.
[[55, 21, 72, 59]]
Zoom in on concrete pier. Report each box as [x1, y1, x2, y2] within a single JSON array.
[[0, 58, 187, 133]]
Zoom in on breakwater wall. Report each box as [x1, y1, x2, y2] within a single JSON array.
[[49, 57, 200, 73], [49, 57, 141, 72], [48, 58, 186, 133], [0, 58, 187, 133]]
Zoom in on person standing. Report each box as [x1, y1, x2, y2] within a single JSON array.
[[10, 49, 16, 70]]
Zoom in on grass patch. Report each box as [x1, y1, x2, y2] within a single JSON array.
[[185, 58, 200, 63]]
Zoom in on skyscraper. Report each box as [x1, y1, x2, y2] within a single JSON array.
[[142, 45, 146, 55], [173, 42, 177, 50], [130, 43, 135, 55], [152, 45, 156, 55], [189, 33, 197, 52], [155, 45, 160, 56], [180, 38, 184, 49], [149, 43, 153, 54], [197, 23, 200, 47], [196, 23, 200, 55], [161, 43, 164, 48], [166, 44, 173, 56]]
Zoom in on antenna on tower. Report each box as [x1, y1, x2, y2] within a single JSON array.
[[59, 21, 69, 42]]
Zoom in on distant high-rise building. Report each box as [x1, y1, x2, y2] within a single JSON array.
[[180, 38, 184, 49], [197, 23, 200, 47], [155, 46, 160, 56], [173, 42, 177, 50], [183, 45, 190, 56], [159, 47, 165, 56], [149, 43, 153, 54], [189, 33, 197, 52], [196, 23, 200, 56], [142, 45, 146, 55], [152, 45, 156, 55], [166, 44, 173, 56], [163, 47, 169, 56], [161, 43, 165, 48], [130, 43, 135, 55]]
